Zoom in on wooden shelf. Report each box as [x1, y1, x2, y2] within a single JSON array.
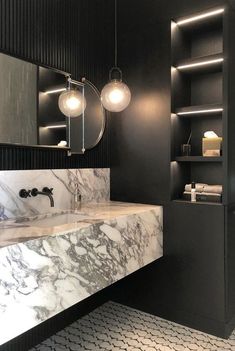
[[175, 156, 222, 162], [175, 103, 223, 117], [175, 53, 223, 74]]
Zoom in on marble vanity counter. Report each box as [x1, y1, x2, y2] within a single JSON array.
[[0, 201, 161, 248], [0, 201, 163, 346]]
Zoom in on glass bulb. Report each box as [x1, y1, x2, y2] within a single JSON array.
[[101, 80, 131, 112], [58, 90, 86, 117]]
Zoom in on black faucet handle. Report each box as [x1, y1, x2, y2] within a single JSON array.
[[31, 188, 38, 197], [42, 187, 53, 194], [19, 189, 31, 198]]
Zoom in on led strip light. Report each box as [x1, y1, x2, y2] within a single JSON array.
[[45, 124, 67, 129], [177, 108, 223, 116], [44, 88, 66, 95], [177, 8, 224, 26], [177, 58, 223, 70]]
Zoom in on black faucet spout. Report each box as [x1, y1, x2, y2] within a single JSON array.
[[37, 191, 54, 207], [31, 187, 54, 207]]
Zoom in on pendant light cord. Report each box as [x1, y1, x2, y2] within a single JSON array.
[[109, 0, 122, 81], [114, 0, 117, 67]]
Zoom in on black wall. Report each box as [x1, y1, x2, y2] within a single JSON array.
[[0, 0, 113, 169], [110, 0, 235, 339], [110, 0, 171, 205], [110, 0, 229, 204]]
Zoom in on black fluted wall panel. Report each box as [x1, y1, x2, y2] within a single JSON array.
[[0, 0, 112, 169]]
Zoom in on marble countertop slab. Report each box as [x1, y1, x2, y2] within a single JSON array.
[[0, 201, 163, 346], [0, 201, 161, 248]]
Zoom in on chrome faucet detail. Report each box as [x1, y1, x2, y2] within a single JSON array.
[[19, 187, 55, 207], [31, 187, 54, 207], [73, 183, 82, 210]]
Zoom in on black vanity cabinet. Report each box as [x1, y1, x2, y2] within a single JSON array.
[[164, 202, 226, 335], [225, 204, 235, 333]]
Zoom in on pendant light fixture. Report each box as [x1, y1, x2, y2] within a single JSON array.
[[58, 76, 86, 117], [101, 0, 131, 112]]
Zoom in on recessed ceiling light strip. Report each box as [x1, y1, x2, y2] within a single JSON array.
[[177, 8, 224, 26], [177, 108, 223, 116], [44, 88, 66, 95], [177, 58, 223, 70], [45, 124, 67, 129]]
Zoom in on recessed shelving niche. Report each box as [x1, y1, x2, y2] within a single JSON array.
[[171, 7, 224, 204]]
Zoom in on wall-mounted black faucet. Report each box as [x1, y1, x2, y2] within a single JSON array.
[[31, 187, 54, 207], [19, 189, 31, 198], [19, 187, 54, 207]]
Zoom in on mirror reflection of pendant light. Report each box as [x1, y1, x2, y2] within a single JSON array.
[[58, 77, 86, 117], [101, 0, 131, 112]]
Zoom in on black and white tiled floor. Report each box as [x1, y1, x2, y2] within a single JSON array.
[[31, 301, 235, 351]]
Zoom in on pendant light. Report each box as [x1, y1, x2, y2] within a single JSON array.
[[58, 77, 86, 117], [101, 0, 131, 112]]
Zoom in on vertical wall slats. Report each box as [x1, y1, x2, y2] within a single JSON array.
[[0, 0, 112, 170]]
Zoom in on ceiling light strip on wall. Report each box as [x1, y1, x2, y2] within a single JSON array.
[[45, 88, 66, 94], [177, 9, 224, 26], [177, 58, 223, 70], [177, 108, 223, 116], [45, 125, 67, 129]]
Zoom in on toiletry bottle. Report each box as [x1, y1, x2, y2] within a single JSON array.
[[73, 183, 82, 210], [191, 182, 196, 202]]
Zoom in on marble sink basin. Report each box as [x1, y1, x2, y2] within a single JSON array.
[[25, 212, 90, 228], [11, 210, 91, 229], [0, 210, 93, 247]]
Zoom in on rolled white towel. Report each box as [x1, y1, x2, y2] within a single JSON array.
[[203, 185, 223, 194], [185, 183, 207, 192]]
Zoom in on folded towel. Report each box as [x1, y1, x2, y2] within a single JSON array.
[[184, 191, 222, 197], [201, 192, 222, 196], [185, 183, 207, 192], [203, 185, 223, 194]]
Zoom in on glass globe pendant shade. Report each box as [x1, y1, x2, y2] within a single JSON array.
[[101, 79, 131, 113], [58, 89, 86, 117]]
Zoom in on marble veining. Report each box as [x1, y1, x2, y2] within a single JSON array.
[[0, 202, 163, 346], [0, 168, 110, 220]]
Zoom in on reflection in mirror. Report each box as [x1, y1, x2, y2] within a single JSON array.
[[0, 53, 37, 145], [38, 67, 68, 147], [0, 52, 106, 153]]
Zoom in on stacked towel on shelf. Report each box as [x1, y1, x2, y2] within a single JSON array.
[[185, 183, 207, 192], [183, 183, 223, 203], [184, 183, 223, 194], [203, 185, 223, 194]]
